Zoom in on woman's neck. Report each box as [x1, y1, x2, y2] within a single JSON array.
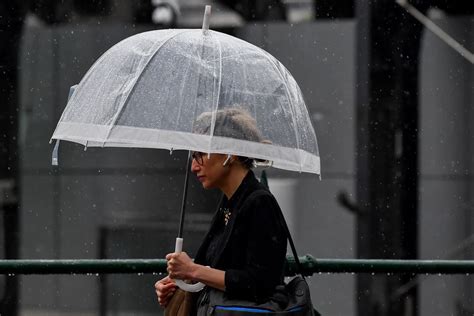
[[220, 167, 249, 199]]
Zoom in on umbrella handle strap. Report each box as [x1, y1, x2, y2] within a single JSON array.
[[173, 237, 206, 292]]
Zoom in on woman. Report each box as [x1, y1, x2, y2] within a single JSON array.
[[155, 109, 287, 314]]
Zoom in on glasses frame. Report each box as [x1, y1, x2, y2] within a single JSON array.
[[191, 151, 205, 165]]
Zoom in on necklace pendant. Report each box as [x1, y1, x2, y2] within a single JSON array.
[[222, 208, 232, 226]]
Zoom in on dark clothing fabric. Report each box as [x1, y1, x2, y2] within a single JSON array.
[[194, 170, 287, 303], [203, 215, 226, 265]]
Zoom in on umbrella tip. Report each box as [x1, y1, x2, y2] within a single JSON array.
[[202, 5, 211, 33]]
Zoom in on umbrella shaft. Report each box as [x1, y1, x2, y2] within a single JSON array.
[[178, 151, 192, 238]]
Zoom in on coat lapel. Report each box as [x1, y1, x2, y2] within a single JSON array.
[[210, 171, 260, 267], [194, 202, 223, 265], [210, 204, 239, 267]]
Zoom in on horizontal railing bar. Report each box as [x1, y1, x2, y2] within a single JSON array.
[[298, 257, 474, 275], [0, 255, 473, 275]]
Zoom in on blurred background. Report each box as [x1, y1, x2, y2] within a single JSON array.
[[0, 0, 473, 315]]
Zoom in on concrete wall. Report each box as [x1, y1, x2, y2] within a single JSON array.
[[418, 16, 474, 316]]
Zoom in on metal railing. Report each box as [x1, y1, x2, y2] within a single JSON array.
[[0, 255, 473, 275]]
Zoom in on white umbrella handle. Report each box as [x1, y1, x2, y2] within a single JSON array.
[[173, 238, 206, 292]]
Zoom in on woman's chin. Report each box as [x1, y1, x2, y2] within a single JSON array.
[[201, 181, 215, 190]]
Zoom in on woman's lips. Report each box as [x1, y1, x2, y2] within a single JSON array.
[[197, 176, 205, 182]]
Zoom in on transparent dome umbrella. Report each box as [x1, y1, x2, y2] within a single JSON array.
[[50, 6, 320, 291]]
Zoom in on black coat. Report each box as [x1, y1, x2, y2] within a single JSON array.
[[194, 170, 287, 302]]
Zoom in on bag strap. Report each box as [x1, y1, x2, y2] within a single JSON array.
[[258, 170, 304, 275], [273, 201, 305, 277]]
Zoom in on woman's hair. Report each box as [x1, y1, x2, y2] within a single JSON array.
[[236, 156, 255, 169], [194, 108, 264, 142], [194, 108, 269, 169]]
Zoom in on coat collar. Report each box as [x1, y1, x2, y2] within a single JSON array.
[[223, 170, 260, 211]]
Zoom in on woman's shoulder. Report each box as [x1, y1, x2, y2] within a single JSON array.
[[240, 187, 286, 235], [240, 187, 280, 214], [247, 187, 274, 201]]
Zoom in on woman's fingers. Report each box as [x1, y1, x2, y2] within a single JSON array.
[[166, 252, 189, 263], [159, 275, 174, 284], [155, 276, 175, 288], [156, 280, 176, 293], [166, 252, 194, 280], [157, 287, 176, 307], [155, 276, 177, 307]]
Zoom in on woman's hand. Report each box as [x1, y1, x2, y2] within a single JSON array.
[[155, 276, 176, 307], [166, 252, 197, 281]]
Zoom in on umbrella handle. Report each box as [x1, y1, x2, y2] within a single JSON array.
[[173, 237, 206, 292]]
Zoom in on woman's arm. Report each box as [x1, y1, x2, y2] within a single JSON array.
[[192, 264, 226, 291], [166, 252, 226, 291]]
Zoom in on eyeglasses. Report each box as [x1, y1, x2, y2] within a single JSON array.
[[191, 151, 205, 165]]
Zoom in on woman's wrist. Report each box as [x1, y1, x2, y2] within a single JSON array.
[[189, 264, 226, 291], [189, 262, 202, 281], [190, 264, 212, 282]]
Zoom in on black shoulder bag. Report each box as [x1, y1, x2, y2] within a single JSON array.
[[196, 191, 322, 316]]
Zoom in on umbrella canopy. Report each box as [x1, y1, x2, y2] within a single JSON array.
[[51, 27, 320, 174]]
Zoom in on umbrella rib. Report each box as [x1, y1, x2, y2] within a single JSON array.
[[258, 51, 303, 171], [214, 32, 223, 151], [101, 29, 190, 145], [207, 31, 223, 153]]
